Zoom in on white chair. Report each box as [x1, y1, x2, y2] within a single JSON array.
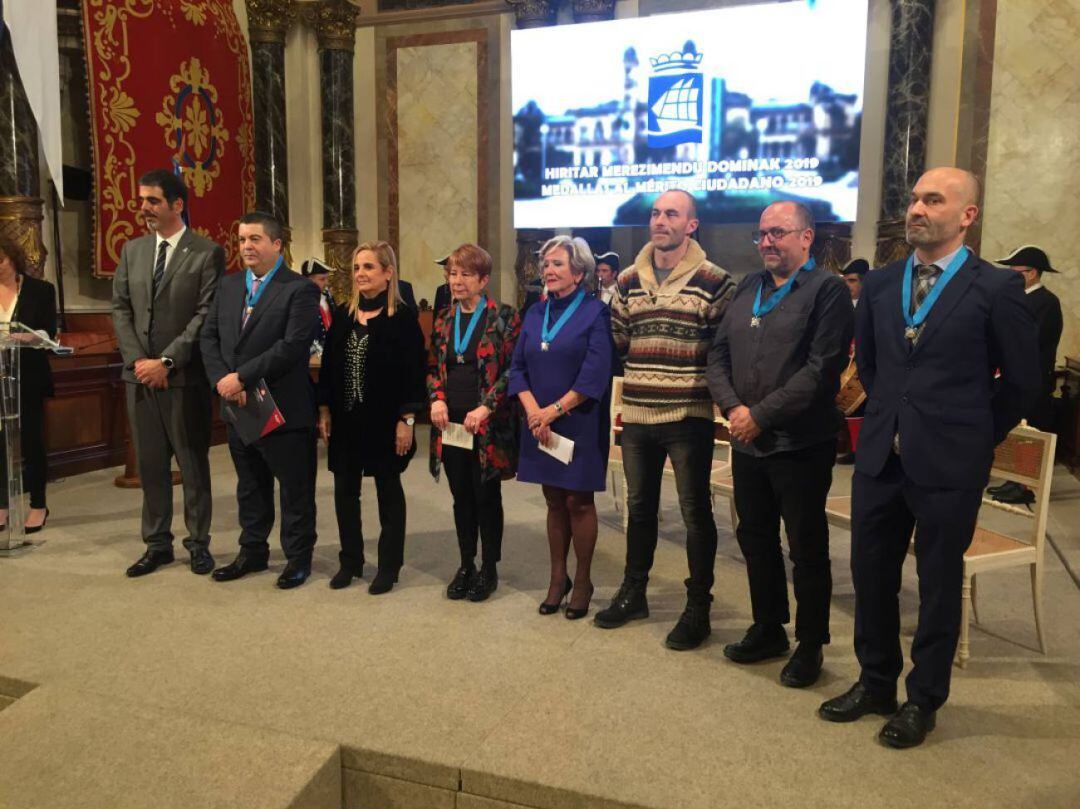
[[956, 422, 1055, 667]]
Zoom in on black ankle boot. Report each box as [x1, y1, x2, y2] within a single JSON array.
[[593, 578, 649, 629], [665, 595, 712, 651], [329, 565, 362, 590]]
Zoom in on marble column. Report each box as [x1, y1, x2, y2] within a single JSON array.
[[246, 0, 296, 263], [876, 0, 936, 265], [309, 0, 360, 291], [0, 32, 45, 277]]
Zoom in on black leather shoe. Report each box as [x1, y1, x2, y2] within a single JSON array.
[[665, 597, 712, 651], [189, 547, 215, 575], [722, 623, 790, 664], [447, 565, 476, 600], [593, 579, 649, 629], [879, 702, 936, 749], [330, 565, 362, 590], [993, 482, 1035, 506], [780, 643, 824, 688], [276, 561, 311, 589], [211, 550, 269, 582], [467, 565, 498, 602], [369, 568, 399, 595], [126, 548, 174, 578], [818, 682, 899, 723]]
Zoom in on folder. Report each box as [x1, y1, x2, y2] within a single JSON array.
[[221, 378, 286, 445]]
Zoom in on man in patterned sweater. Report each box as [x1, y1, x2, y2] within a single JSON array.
[[595, 189, 736, 651]]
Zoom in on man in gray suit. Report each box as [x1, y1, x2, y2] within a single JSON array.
[[113, 169, 224, 577]]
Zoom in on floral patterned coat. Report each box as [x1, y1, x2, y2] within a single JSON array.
[[428, 298, 522, 483]]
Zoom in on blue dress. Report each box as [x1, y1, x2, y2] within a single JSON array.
[[507, 292, 613, 492]]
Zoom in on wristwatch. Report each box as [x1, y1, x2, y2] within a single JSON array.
[[400, 415, 416, 427], [553, 401, 565, 415], [160, 356, 175, 370]]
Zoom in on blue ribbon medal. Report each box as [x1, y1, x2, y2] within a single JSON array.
[[245, 255, 283, 318], [540, 287, 586, 351], [454, 296, 486, 363], [750, 257, 815, 327], [901, 247, 969, 340]]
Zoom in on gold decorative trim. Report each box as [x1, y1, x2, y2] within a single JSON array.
[[875, 219, 910, 267], [323, 226, 358, 303], [0, 196, 47, 278], [301, 0, 362, 52], [572, 0, 615, 23], [245, 0, 298, 44]]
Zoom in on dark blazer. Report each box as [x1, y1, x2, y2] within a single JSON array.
[[201, 264, 320, 429], [317, 302, 427, 476], [433, 283, 451, 318], [1026, 285, 1063, 398], [111, 229, 224, 387], [854, 251, 1040, 490], [11, 275, 58, 399]]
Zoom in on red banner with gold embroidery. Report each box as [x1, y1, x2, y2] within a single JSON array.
[[82, 1, 255, 276]]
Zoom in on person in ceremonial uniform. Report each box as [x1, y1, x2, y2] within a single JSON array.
[[428, 244, 521, 602], [818, 168, 1039, 748], [707, 201, 854, 688], [595, 190, 735, 650], [595, 251, 620, 306], [837, 258, 870, 464], [301, 257, 333, 356], [987, 245, 1063, 505], [841, 258, 869, 308], [508, 236, 612, 619], [317, 241, 427, 595]]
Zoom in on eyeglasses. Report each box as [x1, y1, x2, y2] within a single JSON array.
[[751, 227, 803, 245]]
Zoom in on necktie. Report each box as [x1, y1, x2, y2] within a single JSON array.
[[242, 278, 262, 329], [153, 240, 168, 293], [908, 263, 940, 343]]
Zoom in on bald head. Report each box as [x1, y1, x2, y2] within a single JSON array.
[[906, 167, 981, 259]]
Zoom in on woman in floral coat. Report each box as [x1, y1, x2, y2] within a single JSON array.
[[428, 244, 521, 602]]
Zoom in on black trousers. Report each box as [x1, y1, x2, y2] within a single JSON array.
[[0, 393, 47, 509], [621, 418, 717, 601], [227, 426, 317, 563], [732, 440, 836, 644], [333, 469, 406, 574], [851, 452, 981, 710], [442, 443, 503, 567]]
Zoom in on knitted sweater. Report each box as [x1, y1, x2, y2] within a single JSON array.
[[611, 240, 735, 425]]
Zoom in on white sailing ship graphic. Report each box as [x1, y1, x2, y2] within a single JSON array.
[[650, 77, 701, 137]]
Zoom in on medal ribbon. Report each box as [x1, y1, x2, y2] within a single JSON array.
[[901, 247, 969, 331], [454, 296, 486, 358], [752, 256, 816, 321], [541, 287, 586, 347], [245, 255, 283, 313]]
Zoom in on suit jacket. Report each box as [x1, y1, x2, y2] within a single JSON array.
[[433, 283, 451, 318], [111, 229, 224, 387], [10, 275, 58, 399], [854, 251, 1040, 490], [201, 264, 320, 430]]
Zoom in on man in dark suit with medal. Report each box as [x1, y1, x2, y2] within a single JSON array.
[[708, 201, 853, 688], [818, 168, 1040, 748], [200, 211, 321, 589], [113, 169, 224, 578]]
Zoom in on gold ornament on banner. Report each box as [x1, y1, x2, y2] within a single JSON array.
[[156, 58, 230, 198]]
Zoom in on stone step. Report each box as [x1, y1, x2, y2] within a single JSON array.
[[0, 684, 340, 809]]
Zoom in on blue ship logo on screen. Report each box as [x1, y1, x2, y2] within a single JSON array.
[[647, 47, 705, 148]]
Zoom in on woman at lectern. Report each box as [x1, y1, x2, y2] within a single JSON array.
[[317, 241, 427, 596], [0, 236, 57, 535], [508, 236, 613, 620], [427, 244, 521, 603]]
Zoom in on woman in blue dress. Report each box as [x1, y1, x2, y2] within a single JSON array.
[[508, 236, 613, 620]]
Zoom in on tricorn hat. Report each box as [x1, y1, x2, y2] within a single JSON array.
[[996, 245, 1057, 274], [841, 258, 870, 277], [300, 257, 331, 277]]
